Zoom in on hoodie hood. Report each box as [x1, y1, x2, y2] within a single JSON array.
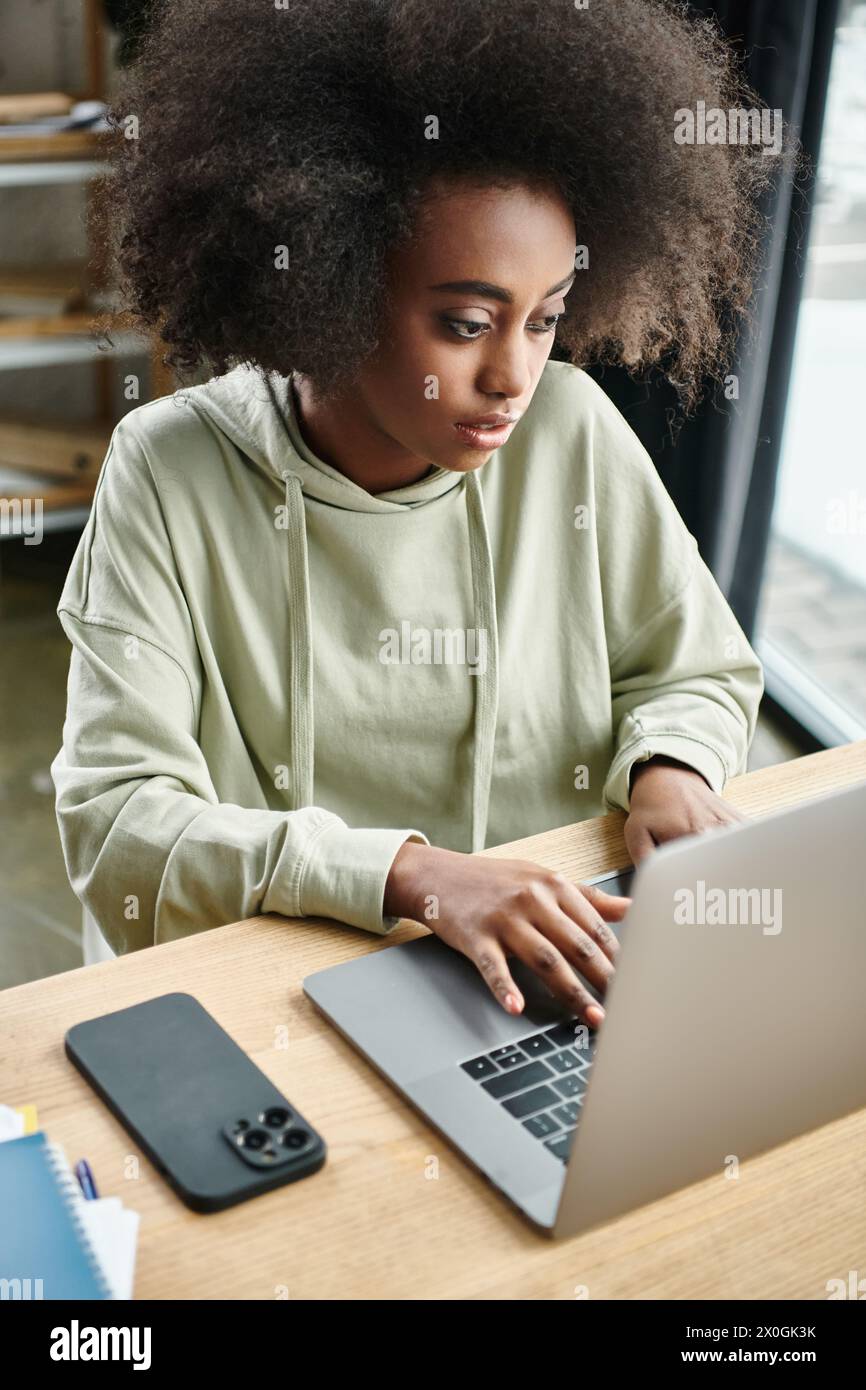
[[178, 363, 500, 854], [183, 361, 465, 511]]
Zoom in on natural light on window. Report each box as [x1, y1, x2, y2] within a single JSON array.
[[757, 0, 866, 743]]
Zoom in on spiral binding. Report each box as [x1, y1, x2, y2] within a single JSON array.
[[44, 1140, 114, 1299]]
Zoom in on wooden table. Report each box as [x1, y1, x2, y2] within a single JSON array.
[[3, 741, 865, 1299]]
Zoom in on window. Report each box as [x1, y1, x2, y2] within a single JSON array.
[[756, 0, 866, 744]]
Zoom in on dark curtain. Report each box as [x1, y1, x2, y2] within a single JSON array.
[[583, 0, 841, 639]]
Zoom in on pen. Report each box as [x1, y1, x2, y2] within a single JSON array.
[[74, 1158, 99, 1200]]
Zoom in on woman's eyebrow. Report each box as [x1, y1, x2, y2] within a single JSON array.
[[427, 271, 576, 304]]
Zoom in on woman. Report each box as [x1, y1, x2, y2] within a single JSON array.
[[53, 0, 777, 1026]]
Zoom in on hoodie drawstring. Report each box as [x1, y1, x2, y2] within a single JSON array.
[[280, 465, 499, 852], [280, 470, 315, 809], [463, 468, 499, 853]]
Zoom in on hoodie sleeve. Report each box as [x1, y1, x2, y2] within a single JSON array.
[[50, 421, 428, 953], [585, 378, 765, 813]]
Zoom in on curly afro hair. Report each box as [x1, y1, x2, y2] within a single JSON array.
[[92, 0, 789, 408]]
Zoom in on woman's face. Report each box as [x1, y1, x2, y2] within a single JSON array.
[[294, 177, 577, 489], [367, 176, 577, 471]]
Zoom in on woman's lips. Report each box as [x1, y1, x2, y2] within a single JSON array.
[[454, 420, 517, 450]]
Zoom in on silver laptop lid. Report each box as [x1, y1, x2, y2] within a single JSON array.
[[555, 778, 866, 1237]]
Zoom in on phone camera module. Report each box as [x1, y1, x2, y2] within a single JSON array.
[[241, 1127, 270, 1151], [261, 1106, 293, 1128]]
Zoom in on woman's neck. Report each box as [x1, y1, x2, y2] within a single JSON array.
[[290, 374, 436, 494]]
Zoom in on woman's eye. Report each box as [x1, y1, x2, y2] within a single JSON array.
[[444, 318, 489, 340], [528, 312, 566, 334], [442, 312, 566, 340]]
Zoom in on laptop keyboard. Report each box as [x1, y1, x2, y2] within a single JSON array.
[[459, 1019, 598, 1164]]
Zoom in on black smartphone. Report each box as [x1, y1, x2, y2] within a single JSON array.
[[65, 992, 326, 1212]]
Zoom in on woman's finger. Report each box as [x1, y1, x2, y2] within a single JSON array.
[[504, 921, 607, 1026], [578, 880, 632, 921], [466, 936, 525, 1014], [553, 879, 622, 964], [624, 818, 656, 864]]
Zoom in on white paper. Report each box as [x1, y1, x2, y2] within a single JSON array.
[[79, 1198, 141, 1301], [0, 1104, 25, 1142]]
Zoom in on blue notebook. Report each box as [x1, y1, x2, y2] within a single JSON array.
[[0, 1131, 112, 1299]]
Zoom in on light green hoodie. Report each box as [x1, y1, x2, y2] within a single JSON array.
[[51, 360, 763, 952]]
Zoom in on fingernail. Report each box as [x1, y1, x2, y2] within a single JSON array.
[[504, 993, 522, 1014], [587, 1004, 605, 1027]]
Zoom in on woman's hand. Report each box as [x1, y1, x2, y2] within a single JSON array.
[[624, 754, 746, 865], [383, 842, 630, 1026]]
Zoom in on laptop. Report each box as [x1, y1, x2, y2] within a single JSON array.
[[303, 779, 866, 1238]]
